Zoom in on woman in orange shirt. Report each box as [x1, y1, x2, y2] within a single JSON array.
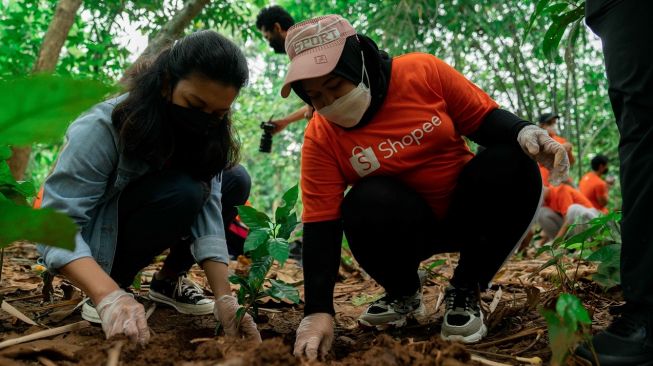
[[281, 15, 569, 360]]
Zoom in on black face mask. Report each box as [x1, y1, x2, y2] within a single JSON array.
[[167, 103, 226, 182], [168, 103, 219, 137], [269, 35, 286, 54]]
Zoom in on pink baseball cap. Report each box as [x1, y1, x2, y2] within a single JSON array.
[[280, 15, 357, 98]]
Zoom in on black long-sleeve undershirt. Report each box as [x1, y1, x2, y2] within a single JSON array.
[[301, 108, 533, 316]]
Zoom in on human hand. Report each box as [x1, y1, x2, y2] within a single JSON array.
[[293, 313, 334, 361], [96, 289, 150, 345], [605, 176, 616, 186], [517, 125, 569, 185], [304, 106, 314, 120], [270, 119, 291, 134], [214, 295, 262, 343]]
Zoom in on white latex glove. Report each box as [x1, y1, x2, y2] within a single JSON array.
[[293, 313, 334, 361], [96, 289, 150, 345], [517, 125, 570, 185], [214, 295, 262, 343]]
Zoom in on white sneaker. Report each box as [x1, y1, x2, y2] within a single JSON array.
[[441, 285, 487, 343]]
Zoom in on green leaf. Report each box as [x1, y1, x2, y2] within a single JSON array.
[[248, 256, 273, 286], [535, 244, 552, 258], [13, 180, 36, 198], [541, 308, 577, 365], [428, 259, 447, 270], [275, 184, 299, 224], [0, 145, 11, 160], [542, 6, 585, 60], [237, 205, 270, 230], [235, 306, 246, 322], [556, 293, 592, 331], [523, 0, 552, 43], [265, 279, 300, 303], [269, 237, 290, 266], [0, 75, 115, 146], [0, 201, 76, 250], [586, 244, 620, 263], [537, 256, 560, 273], [544, 3, 569, 16], [277, 212, 298, 240], [243, 228, 270, 253], [132, 272, 142, 291], [563, 222, 603, 247]]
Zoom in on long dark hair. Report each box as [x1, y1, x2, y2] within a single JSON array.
[[112, 30, 249, 173]]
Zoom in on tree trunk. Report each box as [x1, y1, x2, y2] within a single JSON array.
[[7, 0, 83, 181], [125, 0, 211, 75]]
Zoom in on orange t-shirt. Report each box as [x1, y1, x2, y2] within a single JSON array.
[[300, 53, 499, 222], [550, 132, 575, 164], [544, 184, 593, 216], [539, 164, 550, 187], [579, 171, 609, 213]]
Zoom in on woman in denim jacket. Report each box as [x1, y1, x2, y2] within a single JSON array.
[[37, 30, 260, 344]]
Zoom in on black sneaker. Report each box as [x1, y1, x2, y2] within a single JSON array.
[[575, 304, 653, 366], [441, 285, 487, 343], [148, 273, 214, 315]]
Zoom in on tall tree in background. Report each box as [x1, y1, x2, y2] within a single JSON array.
[[7, 0, 83, 181], [125, 0, 212, 76]]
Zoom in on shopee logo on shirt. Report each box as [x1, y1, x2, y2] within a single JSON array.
[[379, 116, 442, 158], [349, 115, 442, 177]]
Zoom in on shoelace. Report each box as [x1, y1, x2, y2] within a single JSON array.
[[445, 287, 478, 312], [174, 275, 205, 301], [372, 294, 418, 314]]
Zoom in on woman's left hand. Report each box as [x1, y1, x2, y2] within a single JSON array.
[[517, 125, 570, 185], [214, 295, 262, 343]]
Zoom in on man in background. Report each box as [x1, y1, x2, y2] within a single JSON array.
[[579, 154, 610, 214], [256, 5, 312, 134]]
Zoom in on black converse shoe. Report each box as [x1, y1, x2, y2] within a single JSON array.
[[358, 289, 427, 330], [148, 273, 214, 315], [441, 285, 487, 343]]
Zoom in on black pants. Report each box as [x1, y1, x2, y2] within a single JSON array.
[[110, 165, 251, 288], [586, 0, 653, 307], [341, 145, 541, 297]]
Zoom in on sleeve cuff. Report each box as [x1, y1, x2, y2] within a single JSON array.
[[190, 235, 230, 265]]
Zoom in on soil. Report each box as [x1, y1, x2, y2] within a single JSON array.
[[0, 242, 622, 365]]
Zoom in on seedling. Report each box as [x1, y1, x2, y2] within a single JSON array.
[[229, 185, 301, 326], [540, 293, 594, 366], [534, 211, 621, 291]]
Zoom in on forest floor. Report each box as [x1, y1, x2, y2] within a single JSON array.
[[0, 241, 622, 366]]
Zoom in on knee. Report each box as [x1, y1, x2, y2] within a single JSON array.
[[341, 176, 402, 224], [221, 164, 251, 204], [167, 174, 206, 216]]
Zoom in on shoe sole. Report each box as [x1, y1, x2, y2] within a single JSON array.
[[441, 323, 488, 344], [358, 302, 428, 330], [148, 290, 214, 315]]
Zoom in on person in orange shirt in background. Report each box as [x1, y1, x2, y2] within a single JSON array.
[[579, 154, 610, 214], [281, 15, 570, 360], [538, 113, 575, 166], [537, 183, 600, 242]]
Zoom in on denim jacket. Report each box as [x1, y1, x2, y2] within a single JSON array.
[[36, 95, 229, 274]]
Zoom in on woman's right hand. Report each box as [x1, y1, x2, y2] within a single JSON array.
[[293, 313, 334, 360], [96, 289, 150, 345]]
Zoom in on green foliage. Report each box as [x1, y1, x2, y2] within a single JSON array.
[[230, 185, 300, 324], [540, 293, 592, 366], [535, 211, 622, 291], [0, 74, 112, 250], [0, 201, 76, 249], [0, 75, 115, 145]]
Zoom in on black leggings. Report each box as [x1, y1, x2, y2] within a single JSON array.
[[110, 165, 251, 288], [341, 144, 541, 297]]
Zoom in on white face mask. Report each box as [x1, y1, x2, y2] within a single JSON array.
[[317, 52, 371, 128]]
